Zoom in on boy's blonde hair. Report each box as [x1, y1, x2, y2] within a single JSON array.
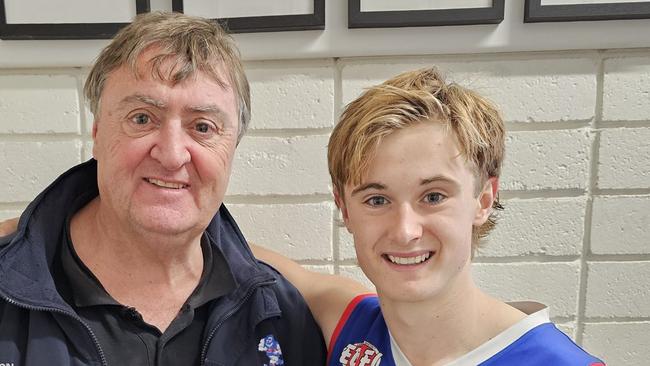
[[328, 67, 505, 250], [84, 12, 250, 142]]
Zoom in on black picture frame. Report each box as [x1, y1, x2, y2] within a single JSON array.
[[0, 0, 149, 40], [171, 0, 325, 33], [525, 0, 650, 22], [348, 0, 504, 28]]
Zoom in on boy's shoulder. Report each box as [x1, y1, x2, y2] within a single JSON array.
[[483, 322, 604, 366]]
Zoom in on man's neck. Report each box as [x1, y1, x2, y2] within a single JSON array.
[[69, 197, 205, 331], [379, 272, 526, 366]]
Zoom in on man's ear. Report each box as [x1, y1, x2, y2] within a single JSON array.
[[474, 177, 498, 226], [91, 121, 99, 158], [333, 189, 351, 232]]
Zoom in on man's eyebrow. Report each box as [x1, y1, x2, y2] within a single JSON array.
[[351, 182, 386, 196], [121, 94, 166, 108], [184, 104, 227, 117]]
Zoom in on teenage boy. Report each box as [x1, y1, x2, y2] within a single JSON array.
[[253, 67, 604, 365]]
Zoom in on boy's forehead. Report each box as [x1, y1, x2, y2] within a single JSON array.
[[344, 122, 477, 191]]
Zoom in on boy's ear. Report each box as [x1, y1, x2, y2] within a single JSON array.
[[474, 177, 498, 226], [333, 189, 351, 231]]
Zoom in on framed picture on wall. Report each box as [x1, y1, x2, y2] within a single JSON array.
[[348, 0, 505, 28], [171, 0, 325, 33], [525, 0, 650, 22], [0, 0, 149, 39]]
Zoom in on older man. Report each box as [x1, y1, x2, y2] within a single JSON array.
[[0, 12, 325, 366]]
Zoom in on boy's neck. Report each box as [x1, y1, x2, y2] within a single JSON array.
[[379, 273, 526, 366]]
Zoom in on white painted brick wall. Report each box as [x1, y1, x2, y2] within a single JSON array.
[[501, 129, 591, 191], [603, 57, 650, 122], [472, 262, 581, 318], [585, 261, 650, 318], [226, 202, 334, 260], [341, 58, 597, 122], [0, 74, 81, 134], [338, 265, 375, 290], [591, 196, 650, 254], [583, 322, 650, 366], [228, 135, 331, 195], [246, 61, 335, 129], [1, 51, 649, 364], [480, 198, 587, 257], [0, 141, 82, 202], [597, 127, 650, 189]]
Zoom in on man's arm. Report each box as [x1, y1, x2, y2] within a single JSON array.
[[251, 244, 371, 348], [0, 217, 18, 237]]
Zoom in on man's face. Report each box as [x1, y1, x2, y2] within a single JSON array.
[[92, 49, 239, 236], [338, 122, 495, 303]]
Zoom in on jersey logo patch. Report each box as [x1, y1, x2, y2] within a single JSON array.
[[258, 334, 284, 366], [339, 341, 382, 366]]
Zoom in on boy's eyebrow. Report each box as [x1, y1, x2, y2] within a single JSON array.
[[351, 182, 386, 196], [351, 175, 461, 196], [420, 175, 460, 187]]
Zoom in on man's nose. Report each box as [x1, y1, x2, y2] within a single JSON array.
[[150, 123, 191, 170], [389, 204, 423, 246]]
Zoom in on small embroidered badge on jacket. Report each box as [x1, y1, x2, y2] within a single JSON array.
[[258, 334, 284, 366]]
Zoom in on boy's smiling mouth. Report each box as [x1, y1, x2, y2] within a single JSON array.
[[384, 251, 433, 265]]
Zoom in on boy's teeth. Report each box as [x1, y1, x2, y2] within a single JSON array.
[[147, 178, 185, 189], [387, 252, 431, 265]]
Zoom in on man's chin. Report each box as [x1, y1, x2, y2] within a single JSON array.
[[128, 210, 204, 237]]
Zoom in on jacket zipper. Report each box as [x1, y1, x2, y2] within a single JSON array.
[[200, 278, 276, 366], [0, 292, 108, 366]]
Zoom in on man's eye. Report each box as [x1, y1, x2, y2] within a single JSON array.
[[195, 122, 212, 134], [424, 192, 445, 204], [365, 196, 387, 207], [131, 113, 150, 125]]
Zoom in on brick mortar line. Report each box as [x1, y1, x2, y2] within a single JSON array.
[[0, 134, 83, 141], [474, 256, 650, 263], [333, 57, 343, 274], [581, 318, 650, 323], [575, 54, 606, 345], [245, 128, 333, 137], [592, 189, 650, 196], [499, 189, 587, 199], [0, 202, 30, 210], [224, 194, 333, 205], [504, 121, 591, 131], [597, 121, 650, 128], [472, 257, 581, 263]]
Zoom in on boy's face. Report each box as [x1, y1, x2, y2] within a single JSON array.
[[337, 122, 496, 303]]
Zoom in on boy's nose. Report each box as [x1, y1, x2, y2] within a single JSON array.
[[389, 204, 423, 246]]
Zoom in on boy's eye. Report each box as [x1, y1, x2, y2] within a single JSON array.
[[424, 192, 445, 204], [132, 113, 150, 125], [365, 196, 388, 207]]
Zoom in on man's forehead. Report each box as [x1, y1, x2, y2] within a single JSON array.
[[123, 46, 231, 89]]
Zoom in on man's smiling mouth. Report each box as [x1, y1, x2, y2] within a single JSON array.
[[144, 178, 188, 189]]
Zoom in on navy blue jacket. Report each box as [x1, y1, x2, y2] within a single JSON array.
[[0, 160, 326, 366]]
